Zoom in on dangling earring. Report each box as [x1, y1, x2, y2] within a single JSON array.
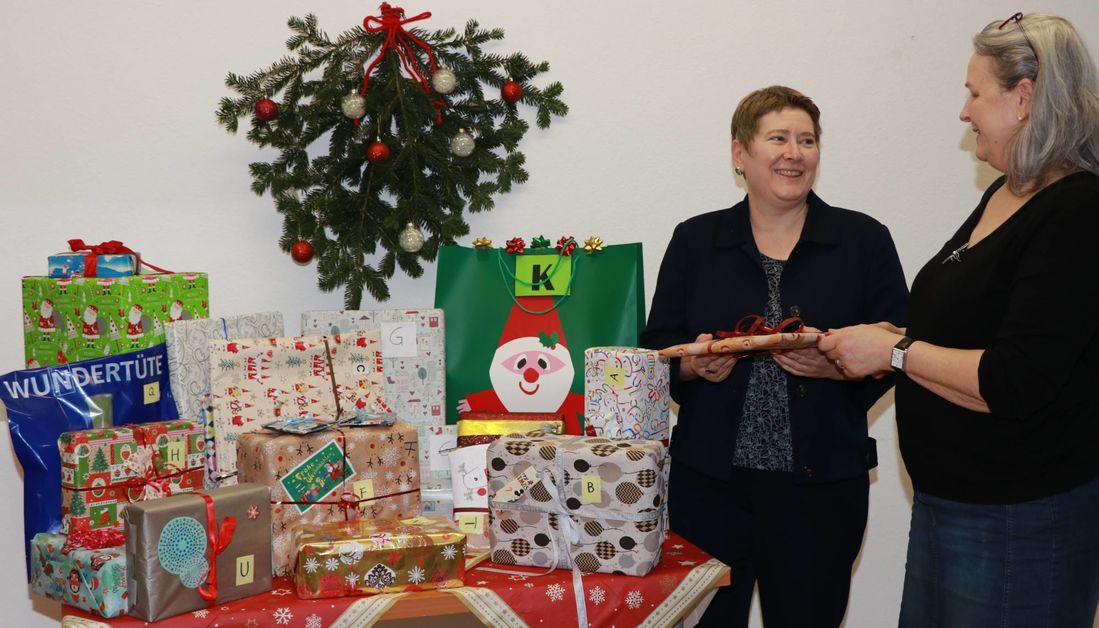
[[734, 166, 744, 176]]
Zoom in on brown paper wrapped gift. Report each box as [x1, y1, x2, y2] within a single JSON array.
[[123, 483, 273, 621], [237, 422, 422, 576]]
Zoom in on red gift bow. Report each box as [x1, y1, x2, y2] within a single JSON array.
[[357, 3, 445, 125], [556, 236, 577, 256], [67, 238, 173, 276], [60, 528, 126, 554], [196, 492, 238, 604], [715, 314, 805, 338], [505, 237, 526, 254]]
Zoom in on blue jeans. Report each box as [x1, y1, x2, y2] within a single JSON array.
[[899, 476, 1099, 628]]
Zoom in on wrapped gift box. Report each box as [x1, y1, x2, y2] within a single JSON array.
[[584, 347, 670, 442], [487, 432, 667, 576], [301, 309, 446, 489], [236, 422, 422, 576], [48, 252, 137, 279], [209, 329, 389, 483], [30, 533, 128, 618], [165, 312, 285, 487], [456, 411, 565, 447], [448, 443, 490, 551], [123, 483, 273, 622], [59, 420, 205, 533], [291, 515, 465, 599], [22, 272, 209, 367]]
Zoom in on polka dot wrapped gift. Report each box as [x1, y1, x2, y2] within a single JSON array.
[[486, 431, 667, 576]]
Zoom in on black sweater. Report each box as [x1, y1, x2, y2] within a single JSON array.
[[898, 172, 1099, 503]]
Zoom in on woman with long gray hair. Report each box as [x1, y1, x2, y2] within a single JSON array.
[[821, 12, 1099, 627]]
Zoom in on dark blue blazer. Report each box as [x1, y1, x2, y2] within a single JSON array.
[[640, 191, 909, 483]]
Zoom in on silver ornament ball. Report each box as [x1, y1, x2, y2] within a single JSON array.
[[341, 94, 366, 119], [431, 68, 457, 95], [450, 129, 476, 157], [398, 222, 425, 253]]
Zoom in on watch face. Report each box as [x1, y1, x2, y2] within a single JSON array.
[[890, 348, 905, 370]]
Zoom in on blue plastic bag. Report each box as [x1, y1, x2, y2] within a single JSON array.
[[0, 344, 178, 577]]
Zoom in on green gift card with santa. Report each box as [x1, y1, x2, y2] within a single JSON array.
[[435, 241, 645, 433]]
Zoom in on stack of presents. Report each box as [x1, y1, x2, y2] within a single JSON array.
[[4, 240, 675, 622]]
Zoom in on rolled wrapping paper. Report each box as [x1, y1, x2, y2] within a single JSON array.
[[658, 331, 822, 357], [583, 346, 670, 441], [291, 515, 466, 598]]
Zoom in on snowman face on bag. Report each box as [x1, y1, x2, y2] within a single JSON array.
[[489, 336, 574, 412]]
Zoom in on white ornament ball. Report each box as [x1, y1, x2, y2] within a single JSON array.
[[341, 94, 366, 119], [398, 222, 425, 253], [450, 129, 476, 157], [431, 68, 457, 95]]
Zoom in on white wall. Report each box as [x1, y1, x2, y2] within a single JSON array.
[[2, 2, 1096, 626]]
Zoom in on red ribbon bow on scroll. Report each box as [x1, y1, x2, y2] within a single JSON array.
[[357, 3, 445, 125], [196, 492, 237, 604], [715, 314, 805, 338], [67, 238, 173, 276]]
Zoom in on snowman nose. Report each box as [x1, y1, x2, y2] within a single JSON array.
[[523, 368, 540, 383]]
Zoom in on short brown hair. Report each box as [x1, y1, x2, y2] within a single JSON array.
[[730, 86, 822, 147]]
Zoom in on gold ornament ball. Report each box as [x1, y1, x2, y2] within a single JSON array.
[[431, 68, 457, 95], [341, 93, 366, 119], [450, 129, 476, 157], [398, 222, 425, 253]]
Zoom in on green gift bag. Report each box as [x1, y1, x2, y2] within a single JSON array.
[[435, 241, 645, 433]]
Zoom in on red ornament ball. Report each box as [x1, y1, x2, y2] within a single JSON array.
[[290, 239, 314, 264], [501, 80, 524, 104], [254, 98, 279, 122], [367, 140, 391, 164]]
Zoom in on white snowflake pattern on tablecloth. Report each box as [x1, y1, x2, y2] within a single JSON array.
[[672, 544, 684, 549], [304, 556, 319, 573], [589, 586, 606, 605], [626, 590, 644, 610], [408, 566, 426, 584], [305, 614, 323, 628], [508, 574, 528, 581], [245, 619, 259, 628], [546, 583, 565, 602], [192, 609, 209, 618], [273, 607, 293, 625], [441, 544, 457, 560], [476, 580, 488, 585], [346, 572, 360, 588], [678, 560, 697, 566], [524, 582, 534, 588], [272, 588, 292, 595], [325, 557, 340, 571]]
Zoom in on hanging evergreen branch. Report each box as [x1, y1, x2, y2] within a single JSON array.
[[217, 5, 568, 306]]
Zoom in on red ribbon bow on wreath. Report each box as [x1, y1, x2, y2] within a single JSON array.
[[357, 3, 445, 125], [67, 238, 172, 275]]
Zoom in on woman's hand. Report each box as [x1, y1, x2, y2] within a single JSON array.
[[818, 324, 900, 379], [771, 347, 847, 380], [680, 333, 738, 382]]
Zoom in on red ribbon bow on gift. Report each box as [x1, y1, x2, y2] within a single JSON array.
[[556, 236, 578, 256], [67, 238, 173, 275], [357, 3, 445, 125], [505, 237, 526, 255], [715, 314, 805, 338], [196, 492, 238, 604]]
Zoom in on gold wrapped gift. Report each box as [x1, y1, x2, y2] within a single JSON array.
[[456, 411, 565, 446], [291, 515, 465, 599]]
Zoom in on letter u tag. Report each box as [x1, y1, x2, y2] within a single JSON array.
[[236, 555, 254, 586]]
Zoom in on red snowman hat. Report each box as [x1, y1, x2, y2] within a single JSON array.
[[497, 296, 567, 349]]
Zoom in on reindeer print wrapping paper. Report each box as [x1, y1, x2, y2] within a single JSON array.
[[487, 432, 667, 576], [208, 329, 389, 483], [236, 422, 422, 576]]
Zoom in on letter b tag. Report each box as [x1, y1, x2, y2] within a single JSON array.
[[581, 475, 601, 504]]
